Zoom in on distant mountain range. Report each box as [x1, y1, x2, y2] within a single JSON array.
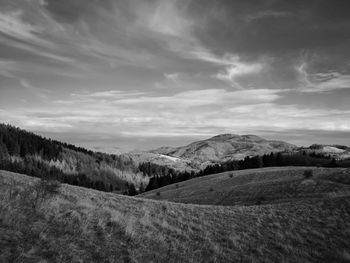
[[126, 134, 296, 170], [153, 133, 296, 161], [126, 134, 350, 171]]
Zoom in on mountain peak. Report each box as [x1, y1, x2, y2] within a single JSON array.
[[209, 134, 239, 140], [209, 134, 265, 142]]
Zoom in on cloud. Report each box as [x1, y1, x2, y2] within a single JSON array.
[[308, 72, 350, 92], [1, 0, 350, 150], [0, 10, 56, 48], [164, 73, 180, 82], [215, 56, 263, 88], [244, 10, 291, 22], [296, 62, 350, 92], [19, 79, 51, 99], [2, 87, 350, 150], [148, 0, 192, 37], [187, 48, 265, 88], [0, 7, 76, 64], [71, 90, 146, 100], [125, 1, 191, 43], [39, 0, 48, 7], [0, 10, 41, 41]]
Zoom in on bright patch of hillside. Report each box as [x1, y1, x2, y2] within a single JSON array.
[[125, 151, 196, 172], [1, 170, 350, 262], [140, 167, 350, 206]]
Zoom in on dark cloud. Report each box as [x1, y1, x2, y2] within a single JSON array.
[[44, 0, 112, 23], [188, 0, 350, 56]]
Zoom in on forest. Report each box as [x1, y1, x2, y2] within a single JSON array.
[[0, 124, 144, 195]]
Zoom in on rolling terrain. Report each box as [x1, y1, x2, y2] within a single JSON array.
[[140, 167, 350, 206], [300, 144, 350, 160], [1, 170, 350, 262]]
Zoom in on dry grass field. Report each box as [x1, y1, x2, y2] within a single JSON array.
[[140, 167, 350, 206], [1, 169, 350, 262]]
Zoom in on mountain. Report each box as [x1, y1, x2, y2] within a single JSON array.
[[149, 134, 297, 166], [1, 170, 350, 262]]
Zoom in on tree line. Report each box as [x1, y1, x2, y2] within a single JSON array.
[[142, 151, 349, 192], [0, 123, 139, 195]]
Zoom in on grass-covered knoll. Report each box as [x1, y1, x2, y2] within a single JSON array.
[[140, 167, 350, 206], [1, 170, 350, 262]]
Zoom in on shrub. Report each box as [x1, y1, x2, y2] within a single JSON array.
[[303, 170, 313, 179], [156, 191, 161, 196], [209, 187, 214, 192], [255, 196, 266, 205], [161, 205, 167, 212], [35, 179, 61, 198], [27, 179, 61, 208], [229, 173, 233, 178]]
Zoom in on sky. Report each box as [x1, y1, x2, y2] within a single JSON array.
[[0, 0, 350, 153]]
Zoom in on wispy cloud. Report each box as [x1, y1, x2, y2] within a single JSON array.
[[148, 0, 192, 37], [296, 62, 350, 92], [0, 10, 44, 44], [0, 9, 62, 51], [0, 8, 75, 64], [244, 10, 291, 22], [215, 56, 263, 88]]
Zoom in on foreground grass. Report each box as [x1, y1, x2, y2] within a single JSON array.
[[140, 167, 350, 206], [1, 170, 350, 262]]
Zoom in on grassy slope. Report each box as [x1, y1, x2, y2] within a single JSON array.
[[139, 167, 350, 206], [1, 170, 350, 262]]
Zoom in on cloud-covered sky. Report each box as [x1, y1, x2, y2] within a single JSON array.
[[1, 0, 350, 152]]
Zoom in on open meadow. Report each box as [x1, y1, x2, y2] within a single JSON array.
[[1, 169, 350, 262], [140, 167, 350, 206]]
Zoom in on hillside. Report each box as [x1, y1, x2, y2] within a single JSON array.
[[150, 134, 297, 166], [300, 144, 350, 160], [1, 170, 350, 262], [124, 151, 198, 172], [0, 123, 147, 193], [140, 167, 350, 206]]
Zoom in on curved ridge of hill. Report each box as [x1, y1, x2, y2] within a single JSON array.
[[150, 134, 297, 164], [301, 144, 350, 160], [140, 167, 350, 206], [1, 170, 350, 262]]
